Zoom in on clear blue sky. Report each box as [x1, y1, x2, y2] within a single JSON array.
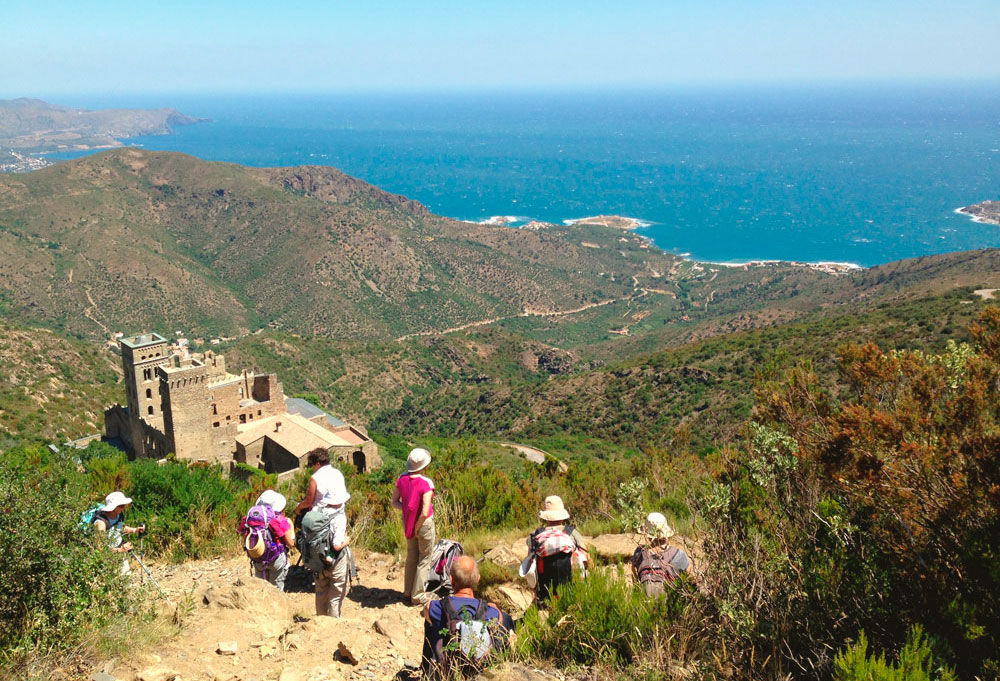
[[3, 0, 1000, 95]]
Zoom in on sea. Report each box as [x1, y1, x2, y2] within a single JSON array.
[[53, 84, 1000, 267]]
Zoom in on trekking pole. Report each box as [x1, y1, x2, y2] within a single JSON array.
[[139, 533, 145, 585], [130, 549, 174, 606]]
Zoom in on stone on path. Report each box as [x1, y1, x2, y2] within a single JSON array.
[[483, 542, 528, 568], [89, 672, 117, 681], [496, 585, 534, 613], [135, 667, 181, 681], [588, 533, 644, 559], [478, 662, 562, 681], [337, 636, 370, 665], [373, 617, 407, 650], [203, 585, 247, 610], [216, 640, 239, 655]]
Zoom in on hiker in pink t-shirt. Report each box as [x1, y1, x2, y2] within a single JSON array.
[[391, 448, 436, 605]]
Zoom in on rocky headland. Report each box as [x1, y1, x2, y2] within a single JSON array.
[[0, 98, 206, 172], [957, 200, 1000, 226]]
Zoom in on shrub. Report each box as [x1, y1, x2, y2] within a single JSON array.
[[834, 627, 956, 681], [0, 445, 144, 672], [124, 459, 249, 561], [516, 567, 686, 669]]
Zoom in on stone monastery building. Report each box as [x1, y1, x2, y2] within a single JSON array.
[[104, 332, 379, 475]]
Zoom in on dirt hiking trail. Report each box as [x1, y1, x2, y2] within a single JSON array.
[[99, 532, 699, 681], [109, 550, 543, 681]]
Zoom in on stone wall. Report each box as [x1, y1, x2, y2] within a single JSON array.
[[160, 362, 215, 461], [332, 440, 381, 473]]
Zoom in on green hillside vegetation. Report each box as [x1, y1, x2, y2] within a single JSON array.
[[373, 290, 989, 453], [4, 308, 998, 679], [0, 321, 121, 447], [0, 149, 682, 340]]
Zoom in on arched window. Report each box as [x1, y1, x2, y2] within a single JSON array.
[[147, 406, 154, 415], [146, 388, 152, 399]]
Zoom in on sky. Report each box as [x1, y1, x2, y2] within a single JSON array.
[[3, 0, 1000, 95]]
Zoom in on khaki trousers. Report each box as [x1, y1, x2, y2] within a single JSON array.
[[404, 516, 435, 604], [314, 554, 349, 617]]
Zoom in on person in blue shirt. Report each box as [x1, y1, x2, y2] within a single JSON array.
[[421, 555, 514, 676]]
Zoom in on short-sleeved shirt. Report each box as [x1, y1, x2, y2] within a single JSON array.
[[631, 545, 690, 576], [396, 473, 435, 539], [329, 508, 347, 548], [424, 596, 513, 654], [269, 514, 292, 553], [94, 511, 125, 548]]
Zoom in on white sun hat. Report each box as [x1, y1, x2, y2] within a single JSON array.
[[407, 448, 432, 473], [643, 512, 673, 539], [101, 491, 133, 512], [538, 495, 570, 522], [255, 489, 287, 513]]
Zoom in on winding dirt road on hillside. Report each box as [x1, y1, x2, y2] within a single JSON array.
[[394, 297, 627, 342]]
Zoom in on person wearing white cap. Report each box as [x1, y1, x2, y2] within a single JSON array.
[[92, 491, 144, 575], [391, 447, 436, 605], [524, 495, 589, 604], [240, 489, 294, 590], [630, 512, 690, 597]]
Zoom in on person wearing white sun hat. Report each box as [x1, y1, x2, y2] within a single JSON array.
[[239, 489, 295, 590], [91, 491, 144, 575], [524, 495, 589, 604], [391, 447, 436, 605], [630, 512, 691, 597]]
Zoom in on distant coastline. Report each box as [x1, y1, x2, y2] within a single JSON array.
[[465, 212, 863, 274], [0, 97, 206, 173]]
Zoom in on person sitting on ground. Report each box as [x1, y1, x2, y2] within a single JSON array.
[[295, 448, 352, 617], [93, 491, 145, 575], [239, 489, 295, 591], [421, 555, 514, 678], [524, 495, 589, 605], [630, 512, 691, 597], [391, 447, 436, 606]]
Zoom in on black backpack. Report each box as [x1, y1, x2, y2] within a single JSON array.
[[530, 524, 578, 603], [429, 598, 493, 679]]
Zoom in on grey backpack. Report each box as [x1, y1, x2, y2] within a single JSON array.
[[298, 511, 334, 572]]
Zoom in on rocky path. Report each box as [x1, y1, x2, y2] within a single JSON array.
[[114, 552, 430, 681], [96, 532, 696, 681]]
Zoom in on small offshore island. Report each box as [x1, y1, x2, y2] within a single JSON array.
[[0, 98, 206, 172], [958, 200, 1000, 226]]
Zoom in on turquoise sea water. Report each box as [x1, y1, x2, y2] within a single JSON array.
[[56, 86, 1000, 266]]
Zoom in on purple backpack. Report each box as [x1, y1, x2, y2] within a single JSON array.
[[239, 504, 282, 564]]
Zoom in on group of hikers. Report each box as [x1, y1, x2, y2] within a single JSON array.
[[87, 446, 690, 676]]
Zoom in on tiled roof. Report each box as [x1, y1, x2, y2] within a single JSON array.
[[235, 413, 359, 457]]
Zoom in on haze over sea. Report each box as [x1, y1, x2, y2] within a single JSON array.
[[58, 85, 1000, 267]]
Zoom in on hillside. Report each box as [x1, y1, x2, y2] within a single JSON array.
[[370, 289, 990, 451], [0, 321, 121, 446], [0, 149, 680, 340]]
